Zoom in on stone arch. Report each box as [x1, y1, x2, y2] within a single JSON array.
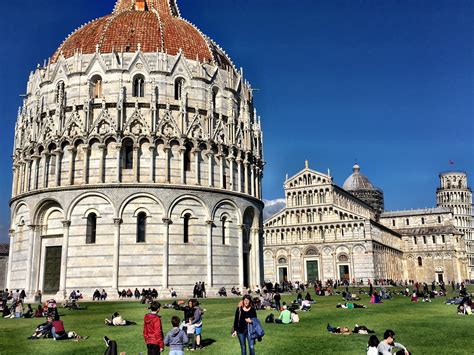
[[118, 193, 165, 219], [211, 199, 242, 225], [168, 194, 209, 221], [67, 192, 116, 220]]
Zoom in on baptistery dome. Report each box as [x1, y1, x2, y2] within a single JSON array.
[[9, 0, 264, 300], [52, 0, 232, 68]]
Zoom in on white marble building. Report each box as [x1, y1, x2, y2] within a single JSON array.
[[8, 0, 264, 299], [263, 163, 469, 284]]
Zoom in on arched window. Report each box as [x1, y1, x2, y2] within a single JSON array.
[[392, 219, 395, 227], [132, 74, 145, 97], [421, 217, 425, 225], [278, 257, 287, 264], [406, 218, 409, 226], [221, 217, 227, 245], [136, 212, 146, 243], [212, 87, 218, 111], [90, 75, 103, 98], [432, 235, 436, 244], [438, 216, 441, 223], [174, 78, 184, 100], [423, 236, 427, 244], [56, 81, 65, 104], [183, 213, 191, 243], [123, 140, 134, 170], [417, 256, 423, 267], [86, 213, 97, 244]]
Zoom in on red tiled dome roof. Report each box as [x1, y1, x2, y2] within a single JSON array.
[[52, 0, 233, 69]]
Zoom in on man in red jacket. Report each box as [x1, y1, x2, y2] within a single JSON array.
[[143, 301, 164, 354]]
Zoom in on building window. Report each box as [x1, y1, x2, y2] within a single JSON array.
[[175, 78, 184, 100], [438, 216, 441, 223], [86, 213, 97, 244], [432, 235, 436, 244], [132, 74, 145, 97], [414, 237, 417, 245], [423, 236, 426, 244], [183, 213, 191, 243], [221, 217, 226, 245], [56, 81, 65, 104], [406, 218, 409, 226], [417, 256, 422, 267], [123, 140, 134, 170], [278, 257, 287, 264], [136, 212, 146, 243], [421, 217, 425, 225], [90, 75, 103, 98], [441, 235, 445, 243], [392, 219, 395, 227], [212, 87, 218, 111]]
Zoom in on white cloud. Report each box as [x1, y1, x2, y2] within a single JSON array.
[[263, 198, 286, 220]]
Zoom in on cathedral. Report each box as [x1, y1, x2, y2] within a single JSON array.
[[263, 162, 471, 284], [7, 0, 264, 298]]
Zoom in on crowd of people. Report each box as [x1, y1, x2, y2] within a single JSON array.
[[1, 278, 472, 354]]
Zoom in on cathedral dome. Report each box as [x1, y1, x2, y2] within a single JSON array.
[[52, 0, 233, 69], [343, 163, 375, 191]]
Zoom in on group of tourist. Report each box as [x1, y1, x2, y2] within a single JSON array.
[[192, 282, 206, 298], [92, 289, 108, 301]]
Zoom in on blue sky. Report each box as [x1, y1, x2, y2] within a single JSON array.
[[0, 0, 473, 241]]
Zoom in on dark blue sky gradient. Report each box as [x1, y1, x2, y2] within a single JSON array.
[[0, 1, 473, 242]]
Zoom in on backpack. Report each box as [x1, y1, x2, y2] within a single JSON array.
[[265, 313, 275, 323]]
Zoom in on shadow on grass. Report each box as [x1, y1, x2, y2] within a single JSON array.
[[201, 338, 216, 347]]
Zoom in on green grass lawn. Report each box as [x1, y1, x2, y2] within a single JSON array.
[[0, 288, 472, 354]]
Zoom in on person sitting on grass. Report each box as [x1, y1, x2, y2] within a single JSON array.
[[34, 305, 44, 318], [52, 314, 87, 341], [24, 304, 34, 318], [105, 312, 137, 326], [377, 329, 410, 355], [164, 315, 189, 355], [367, 335, 379, 355], [218, 287, 227, 297], [410, 292, 418, 302], [275, 305, 292, 324], [93, 289, 101, 301], [28, 315, 54, 339]]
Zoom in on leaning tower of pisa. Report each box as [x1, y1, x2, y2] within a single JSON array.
[[437, 171, 473, 279]]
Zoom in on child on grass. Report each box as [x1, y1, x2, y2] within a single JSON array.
[[164, 316, 188, 355]]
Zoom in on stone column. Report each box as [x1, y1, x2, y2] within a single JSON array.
[[162, 218, 171, 288], [164, 145, 170, 183], [98, 144, 106, 183], [6, 229, 15, 290], [229, 156, 235, 191], [180, 146, 186, 185], [25, 224, 38, 294], [252, 228, 261, 286], [236, 157, 242, 193], [193, 148, 200, 185], [133, 145, 140, 182], [112, 218, 122, 291], [206, 220, 214, 287], [82, 146, 90, 184], [149, 144, 155, 182], [41, 151, 49, 188], [218, 153, 225, 189], [67, 147, 76, 186], [244, 161, 249, 195], [251, 165, 255, 197], [54, 149, 62, 187], [238, 225, 244, 289], [25, 158, 32, 192], [11, 164, 18, 196], [17, 162, 24, 194], [115, 144, 122, 183], [57, 221, 71, 298], [207, 151, 214, 187]]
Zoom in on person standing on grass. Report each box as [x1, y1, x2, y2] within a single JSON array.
[[377, 329, 410, 355], [143, 301, 164, 354], [233, 294, 257, 355], [164, 316, 189, 355]]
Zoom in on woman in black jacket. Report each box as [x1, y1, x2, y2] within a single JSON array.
[[232, 295, 257, 355]]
